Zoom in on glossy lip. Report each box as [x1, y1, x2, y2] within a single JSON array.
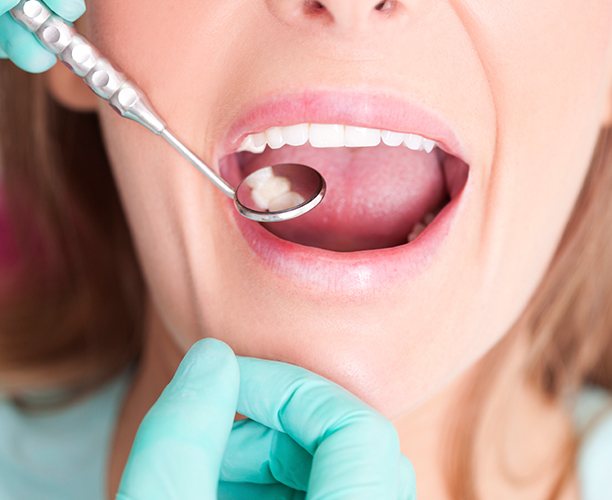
[[224, 181, 469, 298], [216, 89, 472, 298]]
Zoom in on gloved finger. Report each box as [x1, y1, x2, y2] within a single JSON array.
[[221, 418, 312, 491], [0, 45, 7, 57], [44, 0, 86, 22], [0, 0, 19, 16], [218, 481, 305, 500], [116, 339, 240, 500], [398, 455, 417, 500], [0, 13, 55, 72], [237, 358, 407, 499]]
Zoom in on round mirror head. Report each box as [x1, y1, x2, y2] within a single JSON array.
[[234, 163, 326, 223]]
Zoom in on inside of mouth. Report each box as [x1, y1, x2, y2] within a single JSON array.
[[220, 143, 469, 252]]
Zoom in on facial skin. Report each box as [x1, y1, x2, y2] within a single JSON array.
[[66, 0, 612, 417], [64, 1, 611, 421], [43, 1, 612, 497]]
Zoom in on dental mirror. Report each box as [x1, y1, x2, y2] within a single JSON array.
[[236, 164, 326, 222], [10, 0, 326, 223], [162, 130, 326, 222]]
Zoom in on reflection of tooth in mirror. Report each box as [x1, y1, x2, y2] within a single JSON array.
[[250, 173, 293, 210], [245, 166, 274, 189], [235, 163, 325, 222], [251, 189, 270, 211], [268, 191, 306, 212]]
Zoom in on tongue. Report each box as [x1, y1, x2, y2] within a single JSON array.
[[240, 144, 447, 251]]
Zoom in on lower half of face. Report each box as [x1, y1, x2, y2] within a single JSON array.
[[89, 0, 612, 418]]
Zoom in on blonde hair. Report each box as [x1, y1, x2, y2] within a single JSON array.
[[1, 61, 611, 498], [0, 67, 144, 392]]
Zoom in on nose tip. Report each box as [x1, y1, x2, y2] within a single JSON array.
[[267, 0, 400, 32]]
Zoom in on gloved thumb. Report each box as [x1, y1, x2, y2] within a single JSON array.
[[116, 338, 240, 500], [44, 0, 86, 22]]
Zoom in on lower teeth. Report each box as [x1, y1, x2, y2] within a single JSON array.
[[407, 222, 426, 242], [407, 208, 440, 242], [247, 166, 305, 211]]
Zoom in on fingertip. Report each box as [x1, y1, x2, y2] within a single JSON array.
[[45, 0, 87, 22], [0, 1, 20, 17], [175, 338, 239, 387], [64, 1, 86, 22], [191, 337, 235, 359], [189, 338, 238, 370], [10, 44, 56, 72], [0, 14, 56, 73]]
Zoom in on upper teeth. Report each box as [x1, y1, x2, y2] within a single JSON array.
[[237, 124, 438, 154]]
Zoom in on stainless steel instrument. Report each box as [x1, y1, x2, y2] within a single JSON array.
[[9, 0, 325, 222]]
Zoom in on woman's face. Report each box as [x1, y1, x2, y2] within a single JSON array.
[[84, 1, 612, 418]]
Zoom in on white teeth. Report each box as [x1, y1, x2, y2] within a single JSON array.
[[250, 175, 290, 211], [251, 189, 272, 211], [407, 209, 439, 243], [236, 124, 439, 154], [265, 127, 285, 150], [423, 212, 435, 225], [237, 135, 266, 154], [310, 124, 345, 148], [252, 132, 267, 149], [404, 133, 423, 151], [422, 138, 436, 154], [254, 176, 291, 202], [268, 191, 306, 212], [283, 123, 309, 146], [246, 167, 304, 212], [381, 130, 405, 147], [344, 126, 381, 147], [245, 165, 274, 189], [237, 132, 267, 153], [407, 222, 426, 242]]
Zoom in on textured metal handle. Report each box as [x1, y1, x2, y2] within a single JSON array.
[[10, 0, 166, 134], [10, 0, 238, 201]]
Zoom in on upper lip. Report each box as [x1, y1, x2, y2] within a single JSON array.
[[215, 89, 471, 165]]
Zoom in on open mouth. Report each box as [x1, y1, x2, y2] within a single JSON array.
[[220, 123, 469, 252]]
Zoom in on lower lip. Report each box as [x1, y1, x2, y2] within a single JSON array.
[[223, 174, 470, 299]]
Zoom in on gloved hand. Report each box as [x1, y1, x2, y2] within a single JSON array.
[[116, 338, 416, 499], [0, 0, 86, 72]]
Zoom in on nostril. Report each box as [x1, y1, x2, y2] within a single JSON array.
[[303, 0, 397, 18], [303, 0, 327, 13], [303, 0, 334, 23], [374, 0, 395, 12]]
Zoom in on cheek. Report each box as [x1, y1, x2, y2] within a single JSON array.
[[85, 0, 248, 344], [84, 0, 243, 148], [95, 109, 210, 344], [464, 0, 612, 346]]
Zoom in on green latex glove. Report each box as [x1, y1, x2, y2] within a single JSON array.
[[0, 0, 86, 72], [116, 339, 416, 499]]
